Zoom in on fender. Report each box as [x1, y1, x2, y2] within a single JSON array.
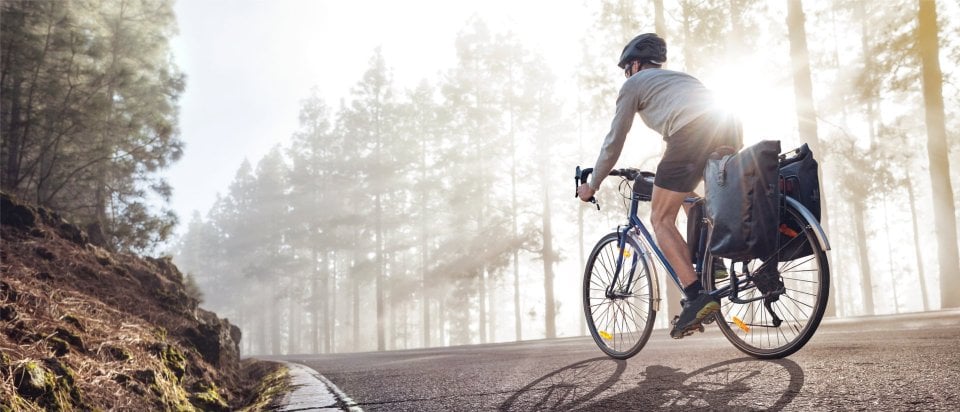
[[628, 228, 662, 312], [784, 196, 831, 252]]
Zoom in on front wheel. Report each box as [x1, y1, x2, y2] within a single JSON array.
[[706, 204, 830, 359], [583, 232, 657, 359]]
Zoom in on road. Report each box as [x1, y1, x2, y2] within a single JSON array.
[[274, 310, 960, 411]]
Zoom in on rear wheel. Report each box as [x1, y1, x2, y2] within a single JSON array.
[[705, 204, 829, 359], [583, 232, 656, 359]]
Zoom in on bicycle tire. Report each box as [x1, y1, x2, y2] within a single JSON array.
[[583, 232, 657, 359], [706, 203, 829, 359]]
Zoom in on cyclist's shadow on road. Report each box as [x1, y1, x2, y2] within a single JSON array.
[[499, 356, 804, 411]]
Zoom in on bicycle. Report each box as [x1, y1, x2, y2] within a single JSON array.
[[574, 148, 831, 360]]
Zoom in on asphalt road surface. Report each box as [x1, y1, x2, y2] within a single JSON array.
[[275, 310, 960, 411]]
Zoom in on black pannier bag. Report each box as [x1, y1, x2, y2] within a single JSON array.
[[705, 140, 781, 261], [779, 143, 820, 221], [777, 143, 821, 261]]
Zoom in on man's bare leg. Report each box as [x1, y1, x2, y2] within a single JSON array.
[[650, 186, 697, 288]]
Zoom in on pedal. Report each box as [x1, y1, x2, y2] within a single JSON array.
[[669, 319, 706, 339]]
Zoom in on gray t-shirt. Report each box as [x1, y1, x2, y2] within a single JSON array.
[[589, 68, 715, 190]]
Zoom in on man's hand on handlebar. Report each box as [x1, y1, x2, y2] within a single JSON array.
[[577, 183, 596, 202]]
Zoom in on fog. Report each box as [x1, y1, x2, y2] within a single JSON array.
[[167, 1, 960, 356]]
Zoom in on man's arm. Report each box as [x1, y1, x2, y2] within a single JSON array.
[[589, 83, 639, 190]]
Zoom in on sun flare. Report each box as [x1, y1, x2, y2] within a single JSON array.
[[701, 60, 797, 146]]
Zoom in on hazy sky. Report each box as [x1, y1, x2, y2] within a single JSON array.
[[165, 0, 592, 232]]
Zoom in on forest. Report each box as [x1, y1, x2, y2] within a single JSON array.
[[2, 0, 959, 356]]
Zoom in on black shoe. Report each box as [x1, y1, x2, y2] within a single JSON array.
[[670, 293, 720, 339]]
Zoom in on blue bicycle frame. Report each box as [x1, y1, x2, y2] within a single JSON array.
[[610, 195, 699, 297]]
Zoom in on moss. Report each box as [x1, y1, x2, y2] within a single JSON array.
[[160, 344, 186, 383], [43, 358, 85, 410], [10, 359, 88, 411], [189, 382, 229, 412], [13, 361, 51, 399], [238, 363, 291, 412], [0, 394, 37, 412], [0, 351, 10, 371]]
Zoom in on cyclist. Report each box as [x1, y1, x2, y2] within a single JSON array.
[[576, 33, 743, 338]]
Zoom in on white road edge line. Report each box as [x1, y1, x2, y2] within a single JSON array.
[[286, 361, 364, 412]]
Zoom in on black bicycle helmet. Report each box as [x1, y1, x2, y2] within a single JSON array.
[[618, 33, 667, 69]]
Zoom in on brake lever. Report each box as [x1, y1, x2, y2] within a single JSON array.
[[575, 166, 601, 210]]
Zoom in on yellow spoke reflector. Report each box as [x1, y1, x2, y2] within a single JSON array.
[[622, 248, 632, 258], [732, 316, 751, 333], [599, 330, 613, 340]]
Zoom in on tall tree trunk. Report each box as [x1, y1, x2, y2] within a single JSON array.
[[17, 8, 56, 200], [329, 252, 337, 353], [653, 0, 665, 35], [322, 251, 331, 353], [421, 233, 431, 347], [311, 251, 321, 354], [543, 184, 557, 339], [437, 298, 446, 346], [352, 264, 360, 351], [856, 1, 878, 149], [420, 142, 431, 348], [3, 80, 23, 191], [479, 266, 487, 344], [853, 199, 875, 315], [257, 299, 267, 355], [508, 84, 522, 343], [375, 142, 385, 352], [906, 171, 930, 311], [786, 0, 821, 153], [882, 193, 899, 313], [489, 273, 497, 342], [477, 147, 488, 345], [388, 273, 396, 351], [787, 0, 835, 317], [271, 286, 281, 355], [400, 301, 407, 349], [288, 288, 298, 354], [918, 0, 960, 309]]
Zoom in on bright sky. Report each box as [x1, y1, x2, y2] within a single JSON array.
[[166, 0, 591, 231]]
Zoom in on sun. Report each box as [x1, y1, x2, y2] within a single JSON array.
[[699, 60, 797, 147]]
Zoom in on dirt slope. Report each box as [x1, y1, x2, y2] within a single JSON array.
[[0, 192, 268, 411]]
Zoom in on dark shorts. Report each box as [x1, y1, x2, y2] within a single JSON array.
[[654, 112, 743, 192]]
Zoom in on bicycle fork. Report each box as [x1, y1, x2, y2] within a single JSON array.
[[607, 227, 641, 299]]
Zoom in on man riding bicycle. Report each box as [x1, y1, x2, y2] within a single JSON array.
[[576, 33, 743, 338]]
